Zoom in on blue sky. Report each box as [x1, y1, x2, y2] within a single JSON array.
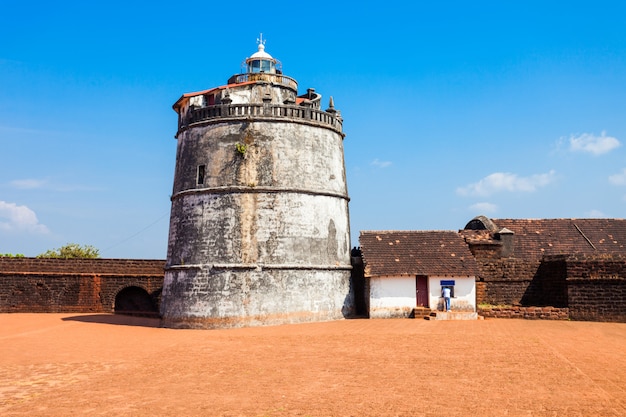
[[1, 1, 625, 258]]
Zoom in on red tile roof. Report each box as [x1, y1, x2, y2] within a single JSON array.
[[172, 81, 257, 111], [360, 231, 479, 278], [477, 218, 626, 260]]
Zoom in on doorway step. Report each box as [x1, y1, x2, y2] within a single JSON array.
[[424, 311, 480, 320], [410, 307, 433, 319]]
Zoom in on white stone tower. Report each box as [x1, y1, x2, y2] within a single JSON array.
[[160, 37, 353, 329]]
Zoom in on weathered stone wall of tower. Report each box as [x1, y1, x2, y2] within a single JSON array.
[[167, 120, 349, 264], [161, 94, 353, 328]]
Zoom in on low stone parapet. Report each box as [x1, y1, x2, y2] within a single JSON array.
[[478, 306, 569, 320]]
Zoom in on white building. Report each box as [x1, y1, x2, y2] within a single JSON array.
[[359, 230, 479, 319]]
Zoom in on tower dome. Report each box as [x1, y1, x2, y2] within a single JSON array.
[[161, 38, 353, 329], [246, 37, 277, 74]]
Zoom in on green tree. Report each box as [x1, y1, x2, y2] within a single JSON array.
[[37, 243, 100, 259]]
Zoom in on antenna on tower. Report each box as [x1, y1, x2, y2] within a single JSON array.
[[257, 33, 266, 46]]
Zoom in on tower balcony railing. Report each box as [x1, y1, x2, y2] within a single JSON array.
[[181, 103, 343, 133], [227, 73, 298, 90]]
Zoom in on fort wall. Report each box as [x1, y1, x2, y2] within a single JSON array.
[[478, 306, 569, 320], [469, 241, 568, 308], [565, 255, 626, 322], [471, 251, 626, 322], [1, 254, 624, 322], [0, 258, 164, 314]]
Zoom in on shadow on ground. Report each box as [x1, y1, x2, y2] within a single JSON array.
[[61, 314, 161, 328]]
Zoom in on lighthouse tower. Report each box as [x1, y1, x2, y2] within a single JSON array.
[[160, 38, 354, 329]]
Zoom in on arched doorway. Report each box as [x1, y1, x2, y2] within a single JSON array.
[[114, 286, 159, 317]]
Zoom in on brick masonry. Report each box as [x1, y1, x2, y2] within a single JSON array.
[[478, 306, 569, 320], [474, 258, 569, 308], [472, 253, 626, 322], [474, 258, 544, 306], [564, 255, 626, 322], [0, 258, 164, 314]]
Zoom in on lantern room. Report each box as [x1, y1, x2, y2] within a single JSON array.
[[245, 35, 280, 74]]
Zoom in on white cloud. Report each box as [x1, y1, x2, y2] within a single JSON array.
[[0, 201, 49, 234], [371, 158, 392, 168], [568, 131, 621, 155], [5, 178, 98, 192], [585, 209, 605, 218], [456, 170, 556, 197], [609, 168, 626, 186], [9, 178, 48, 189], [469, 202, 498, 214]]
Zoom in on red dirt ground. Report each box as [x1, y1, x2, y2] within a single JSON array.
[[1, 314, 625, 416]]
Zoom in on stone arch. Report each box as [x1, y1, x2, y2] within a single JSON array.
[[113, 285, 159, 317]]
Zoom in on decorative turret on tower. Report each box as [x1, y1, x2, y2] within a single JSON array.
[[160, 38, 353, 329]]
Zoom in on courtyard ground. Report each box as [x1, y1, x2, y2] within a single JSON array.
[[0, 314, 625, 416]]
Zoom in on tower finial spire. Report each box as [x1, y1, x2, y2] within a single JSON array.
[[326, 96, 337, 114], [257, 33, 266, 46]]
